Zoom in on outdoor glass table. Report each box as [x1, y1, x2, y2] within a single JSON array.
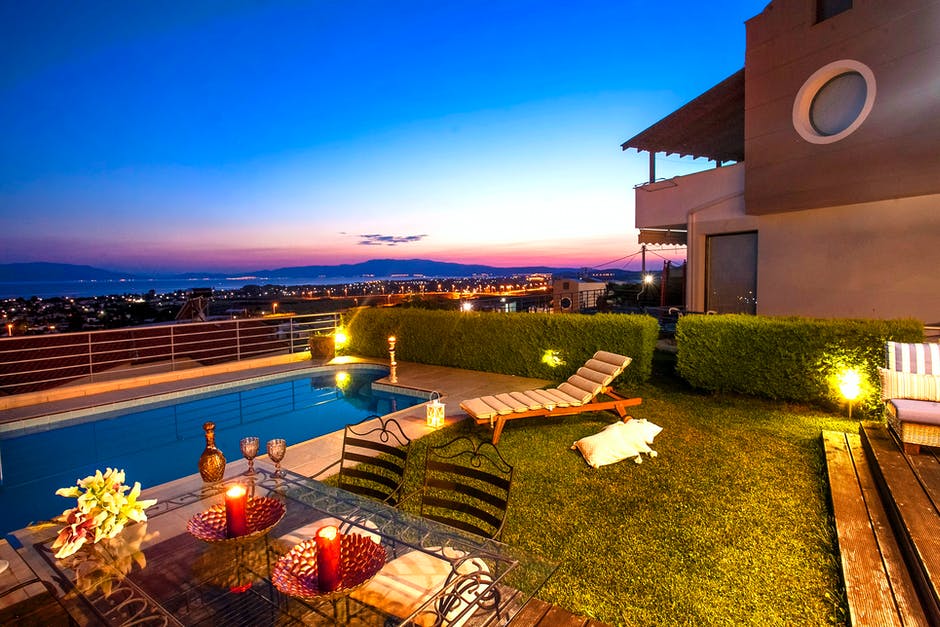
[[7, 465, 557, 626]]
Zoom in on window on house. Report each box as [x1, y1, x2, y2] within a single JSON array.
[[817, 0, 852, 22], [706, 232, 757, 314]]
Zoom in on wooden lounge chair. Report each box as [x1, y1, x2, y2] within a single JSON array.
[[460, 351, 642, 444]]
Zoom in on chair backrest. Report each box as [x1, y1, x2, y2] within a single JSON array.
[[338, 415, 411, 505], [420, 437, 513, 540], [885, 341, 940, 374]]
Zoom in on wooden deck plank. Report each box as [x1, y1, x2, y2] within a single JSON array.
[[863, 425, 940, 623], [907, 447, 940, 514], [509, 598, 552, 626], [823, 431, 907, 627], [847, 432, 930, 626]]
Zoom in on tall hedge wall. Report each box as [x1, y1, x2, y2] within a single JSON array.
[[676, 314, 924, 415], [342, 308, 658, 384]]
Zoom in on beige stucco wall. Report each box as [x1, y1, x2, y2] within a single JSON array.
[[756, 193, 940, 323]]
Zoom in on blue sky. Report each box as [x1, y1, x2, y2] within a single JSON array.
[[0, 1, 767, 274]]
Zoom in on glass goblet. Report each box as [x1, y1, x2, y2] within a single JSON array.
[[240, 437, 260, 476], [267, 438, 287, 478]]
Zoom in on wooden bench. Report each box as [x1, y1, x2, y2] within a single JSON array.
[[822, 431, 928, 626]]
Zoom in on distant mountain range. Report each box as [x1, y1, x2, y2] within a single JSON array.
[[0, 260, 640, 282]]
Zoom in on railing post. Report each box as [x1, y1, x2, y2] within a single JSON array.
[[170, 326, 176, 371], [88, 333, 94, 381], [289, 317, 295, 355], [236, 320, 241, 361]]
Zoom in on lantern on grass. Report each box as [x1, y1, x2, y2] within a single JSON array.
[[426, 391, 445, 428]]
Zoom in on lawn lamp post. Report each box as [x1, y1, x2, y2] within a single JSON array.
[[388, 335, 397, 383], [839, 369, 862, 419]]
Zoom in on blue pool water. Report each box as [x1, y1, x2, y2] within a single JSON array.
[[0, 365, 425, 535]]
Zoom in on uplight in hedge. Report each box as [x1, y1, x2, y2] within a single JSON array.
[[461, 301, 473, 312], [542, 350, 565, 368], [333, 329, 349, 349]]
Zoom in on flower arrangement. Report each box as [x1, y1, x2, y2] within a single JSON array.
[[52, 468, 157, 559]]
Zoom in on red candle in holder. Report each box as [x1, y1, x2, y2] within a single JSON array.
[[315, 525, 342, 591], [225, 484, 249, 537]]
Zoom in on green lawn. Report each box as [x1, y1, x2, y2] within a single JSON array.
[[399, 377, 858, 626]]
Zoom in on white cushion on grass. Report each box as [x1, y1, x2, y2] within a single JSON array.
[[571, 423, 641, 468], [618, 418, 663, 445]]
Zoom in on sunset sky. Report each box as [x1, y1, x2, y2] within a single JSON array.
[[0, 1, 767, 275]]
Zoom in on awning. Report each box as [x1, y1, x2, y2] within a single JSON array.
[[621, 69, 745, 163], [639, 229, 687, 246]]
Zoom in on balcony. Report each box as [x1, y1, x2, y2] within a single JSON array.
[[634, 161, 745, 230]]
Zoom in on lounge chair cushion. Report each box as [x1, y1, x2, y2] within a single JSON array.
[[538, 388, 580, 407], [557, 382, 596, 404], [584, 359, 622, 377], [879, 368, 940, 402], [576, 367, 612, 386], [888, 399, 940, 426], [592, 351, 632, 369], [571, 423, 641, 468]]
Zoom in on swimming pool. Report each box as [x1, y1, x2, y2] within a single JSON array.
[[0, 364, 426, 535]]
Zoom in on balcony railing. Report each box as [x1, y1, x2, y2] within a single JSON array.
[[0, 313, 340, 396]]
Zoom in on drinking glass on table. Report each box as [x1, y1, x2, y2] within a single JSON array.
[[267, 438, 287, 478], [240, 437, 260, 476]]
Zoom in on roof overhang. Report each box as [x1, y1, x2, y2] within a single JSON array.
[[621, 70, 745, 163]]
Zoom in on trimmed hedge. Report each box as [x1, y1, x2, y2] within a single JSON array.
[[342, 308, 658, 384], [675, 314, 924, 416]]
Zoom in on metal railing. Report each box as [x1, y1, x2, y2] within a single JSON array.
[[0, 313, 340, 396]]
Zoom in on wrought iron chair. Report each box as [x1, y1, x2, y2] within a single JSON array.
[[419, 436, 514, 541], [337, 415, 412, 505], [351, 437, 511, 625]]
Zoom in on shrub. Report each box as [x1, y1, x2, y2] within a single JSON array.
[[342, 308, 658, 383], [675, 314, 924, 416]]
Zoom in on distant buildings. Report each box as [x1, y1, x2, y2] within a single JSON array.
[[623, 0, 940, 324]]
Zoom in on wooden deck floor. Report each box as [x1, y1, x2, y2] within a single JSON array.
[[824, 424, 940, 626]]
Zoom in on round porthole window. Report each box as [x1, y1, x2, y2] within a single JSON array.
[[560, 297, 572, 310], [793, 60, 876, 144]]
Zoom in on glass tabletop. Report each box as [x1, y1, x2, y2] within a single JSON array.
[[8, 465, 557, 626]]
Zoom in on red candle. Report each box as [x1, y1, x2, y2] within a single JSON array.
[[225, 484, 249, 537], [315, 525, 342, 591]]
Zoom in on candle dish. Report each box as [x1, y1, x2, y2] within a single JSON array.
[[187, 496, 286, 544], [272, 533, 386, 601]]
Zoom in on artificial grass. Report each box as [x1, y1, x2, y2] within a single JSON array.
[[397, 379, 857, 626]]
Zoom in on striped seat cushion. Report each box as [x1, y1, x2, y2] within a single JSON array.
[[885, 341, 940, 374]]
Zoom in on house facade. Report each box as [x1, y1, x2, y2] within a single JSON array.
[[623, 0, 940, 324]]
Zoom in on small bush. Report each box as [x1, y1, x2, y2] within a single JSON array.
[[675, 314, 923, 416], [342, 308, 658, 383]]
